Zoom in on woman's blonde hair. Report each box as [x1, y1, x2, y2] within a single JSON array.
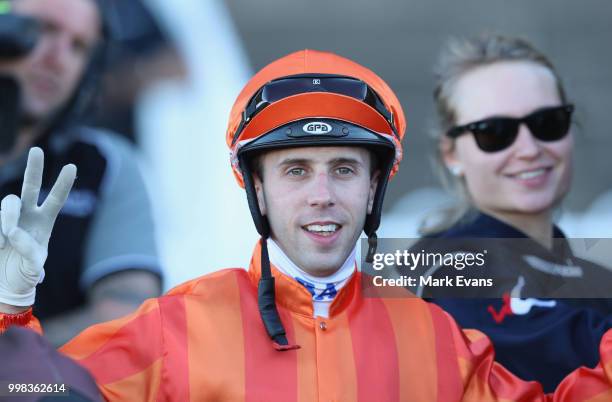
[[420, 33, 568, 235]]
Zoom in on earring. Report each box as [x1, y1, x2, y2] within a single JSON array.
[[450, 165, 463, 177]]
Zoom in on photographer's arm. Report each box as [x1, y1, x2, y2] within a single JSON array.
[[0, 302, 28, 314], [41, 270, 160, 346]]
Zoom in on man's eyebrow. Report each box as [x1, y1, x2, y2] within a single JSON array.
[[277, 158, 311, 168], [329, 157, 364, 167], [277, 157, 365, 168]]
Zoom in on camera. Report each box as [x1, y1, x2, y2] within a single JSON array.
[[0, 13, 40, 153]]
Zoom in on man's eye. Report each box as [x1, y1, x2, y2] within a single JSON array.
[[41, 22, 58, 35], [72, 40, 88, 55], [336, 167, 354, 175], [287, 168, 306, 176]]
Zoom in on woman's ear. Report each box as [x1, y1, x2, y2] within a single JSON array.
[[440, 136, 463, 177]]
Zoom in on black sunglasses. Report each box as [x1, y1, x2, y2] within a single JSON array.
[[232, 74, 397, 145], [446, 104, 574, 153]]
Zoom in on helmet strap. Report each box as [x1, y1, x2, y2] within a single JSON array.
[[363, 152, 393, 262], [258, 237, 300, 351], [365, 232, 378, 263], [238, 156, 270, 237], [239, 156, 298, 351]]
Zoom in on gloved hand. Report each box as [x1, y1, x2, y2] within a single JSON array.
[[0, 147, 76, 307]]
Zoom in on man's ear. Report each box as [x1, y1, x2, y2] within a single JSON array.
[[367, 170, 381, 214], [253, 172, 267, 216]]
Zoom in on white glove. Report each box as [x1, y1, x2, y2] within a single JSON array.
[[0, 147, 76, 307]]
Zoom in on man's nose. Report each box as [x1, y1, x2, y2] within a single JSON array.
[[307, 172, 336, 207], [38, 33, 70, 70]]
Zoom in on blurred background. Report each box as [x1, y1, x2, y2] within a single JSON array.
[[101, 0, 612, 289]]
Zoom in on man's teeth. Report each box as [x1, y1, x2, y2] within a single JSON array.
[[305, 224, 339, 235], [516, 168, 547, 180]]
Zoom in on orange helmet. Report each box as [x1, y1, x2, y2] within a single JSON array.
[[228, 49, 405, 182], [226, 49, 406, 240]]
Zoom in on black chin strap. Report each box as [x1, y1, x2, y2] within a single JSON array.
[[258, 237, 300, 351], [365, 232, 378, 263], [238, 157, 297, 350]]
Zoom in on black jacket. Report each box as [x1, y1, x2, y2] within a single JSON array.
[[412, 211, 612, 392]]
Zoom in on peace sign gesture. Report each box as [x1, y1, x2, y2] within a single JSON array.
[[0, 147, 77, 308]]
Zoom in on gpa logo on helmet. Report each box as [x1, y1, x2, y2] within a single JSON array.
[[303, 122, 332, 135]]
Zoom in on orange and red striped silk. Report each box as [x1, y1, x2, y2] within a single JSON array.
[[3, 241, 610, 401]]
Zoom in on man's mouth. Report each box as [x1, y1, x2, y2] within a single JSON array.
[[303, 223, 341, 237], [28, 73, 60, 97]]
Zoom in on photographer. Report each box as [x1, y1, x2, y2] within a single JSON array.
[[0, 0, 161, 345]]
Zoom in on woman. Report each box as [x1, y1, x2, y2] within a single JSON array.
[[418, 34, 612, 392]]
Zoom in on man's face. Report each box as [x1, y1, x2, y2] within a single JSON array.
[[254, 146, 379, 277], [0, 0, 101, 124]]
